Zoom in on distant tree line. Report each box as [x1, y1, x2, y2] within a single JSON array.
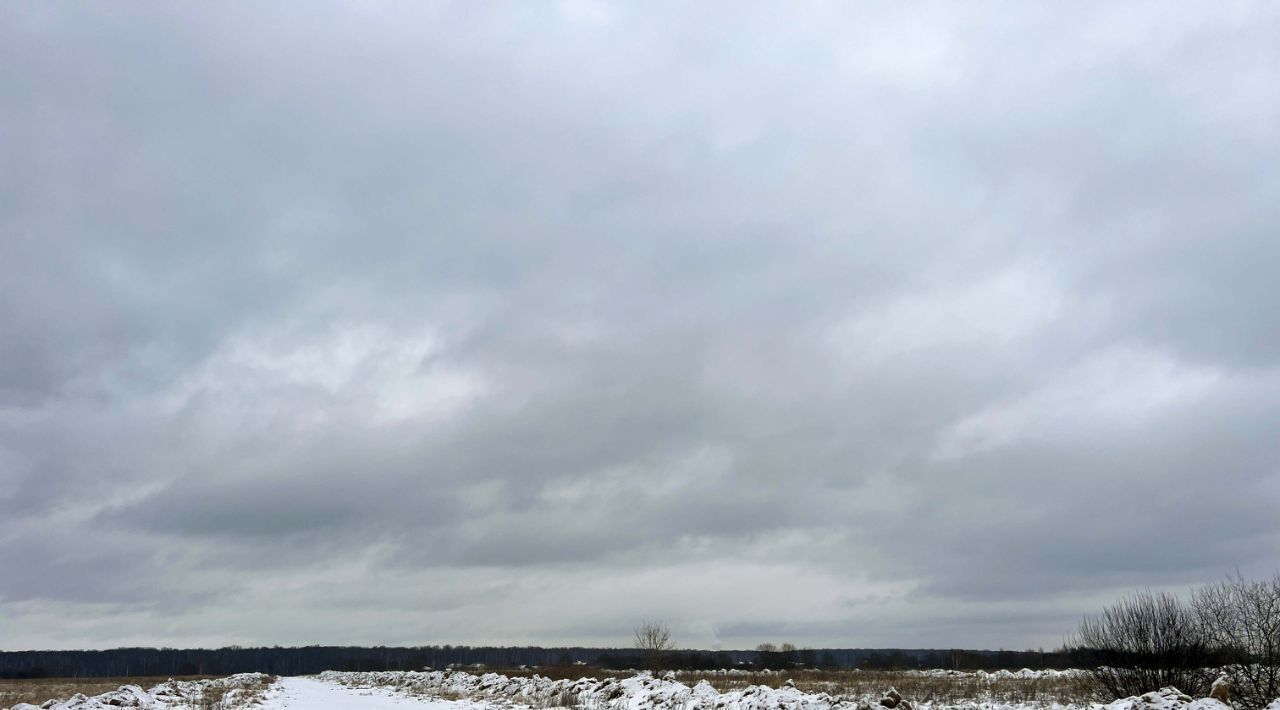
[[855, 648, 1084, 670], [0, 646, 618, 679], [0, 644, 1108, 679], [599, 651, 738, 671]]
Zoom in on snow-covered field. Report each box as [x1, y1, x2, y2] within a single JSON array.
[[6, 670, 1276, 710]]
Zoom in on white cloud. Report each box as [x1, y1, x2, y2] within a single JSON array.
[[934, 345, 1223, 460], [827, 263, 1067, 365]]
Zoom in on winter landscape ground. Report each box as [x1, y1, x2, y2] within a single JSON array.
[[6, 669, 1278, 710]]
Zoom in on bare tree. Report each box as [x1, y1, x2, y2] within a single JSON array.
[[634, 620, 675, 669], [1194, 574, 1280, 710], [1071, 590, 1214, 700]]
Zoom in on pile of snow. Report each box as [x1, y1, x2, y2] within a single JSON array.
[[1095, 687, 1228, 710], [322, 669, 866, 710], [8, 685, 157, 710], [5, 673, 276, 710], [318, 670, 1280, 710]]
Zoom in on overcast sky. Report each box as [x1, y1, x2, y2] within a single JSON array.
[[2, 2, 1279, 652]]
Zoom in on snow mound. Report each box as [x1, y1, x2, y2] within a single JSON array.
[[4, 673, 276, 710], [1095, 687, 1231, 710], [321, 669, 866, 710], [6, 686, 151, 710], [7, 685, 156, 710], [318, 670, 1258, 710]]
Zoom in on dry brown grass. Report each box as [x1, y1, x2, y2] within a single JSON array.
[[0, 675, 218, 709], [199, 684, 232, 710], [203, 674, 277, 709]]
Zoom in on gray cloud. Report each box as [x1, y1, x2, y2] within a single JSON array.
[[2, 1, 1279, 651]]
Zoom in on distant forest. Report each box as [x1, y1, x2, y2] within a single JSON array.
[[0, 645, 1092, 678]]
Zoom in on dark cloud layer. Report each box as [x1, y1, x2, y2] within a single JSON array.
[[2, 2, 1279, 651]]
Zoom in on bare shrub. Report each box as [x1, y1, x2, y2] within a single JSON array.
[[1194, 574, 1280, 710], [1071, 590, 1215, 700]]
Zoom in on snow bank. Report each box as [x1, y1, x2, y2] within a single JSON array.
[[1094, 687, 1228, 710], [7, 685, 157, 710], [5, 672, 276, 710], [321, 670, 863, 710], [318, 669, 1066, 710], [318, 670, 1272, 710]]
